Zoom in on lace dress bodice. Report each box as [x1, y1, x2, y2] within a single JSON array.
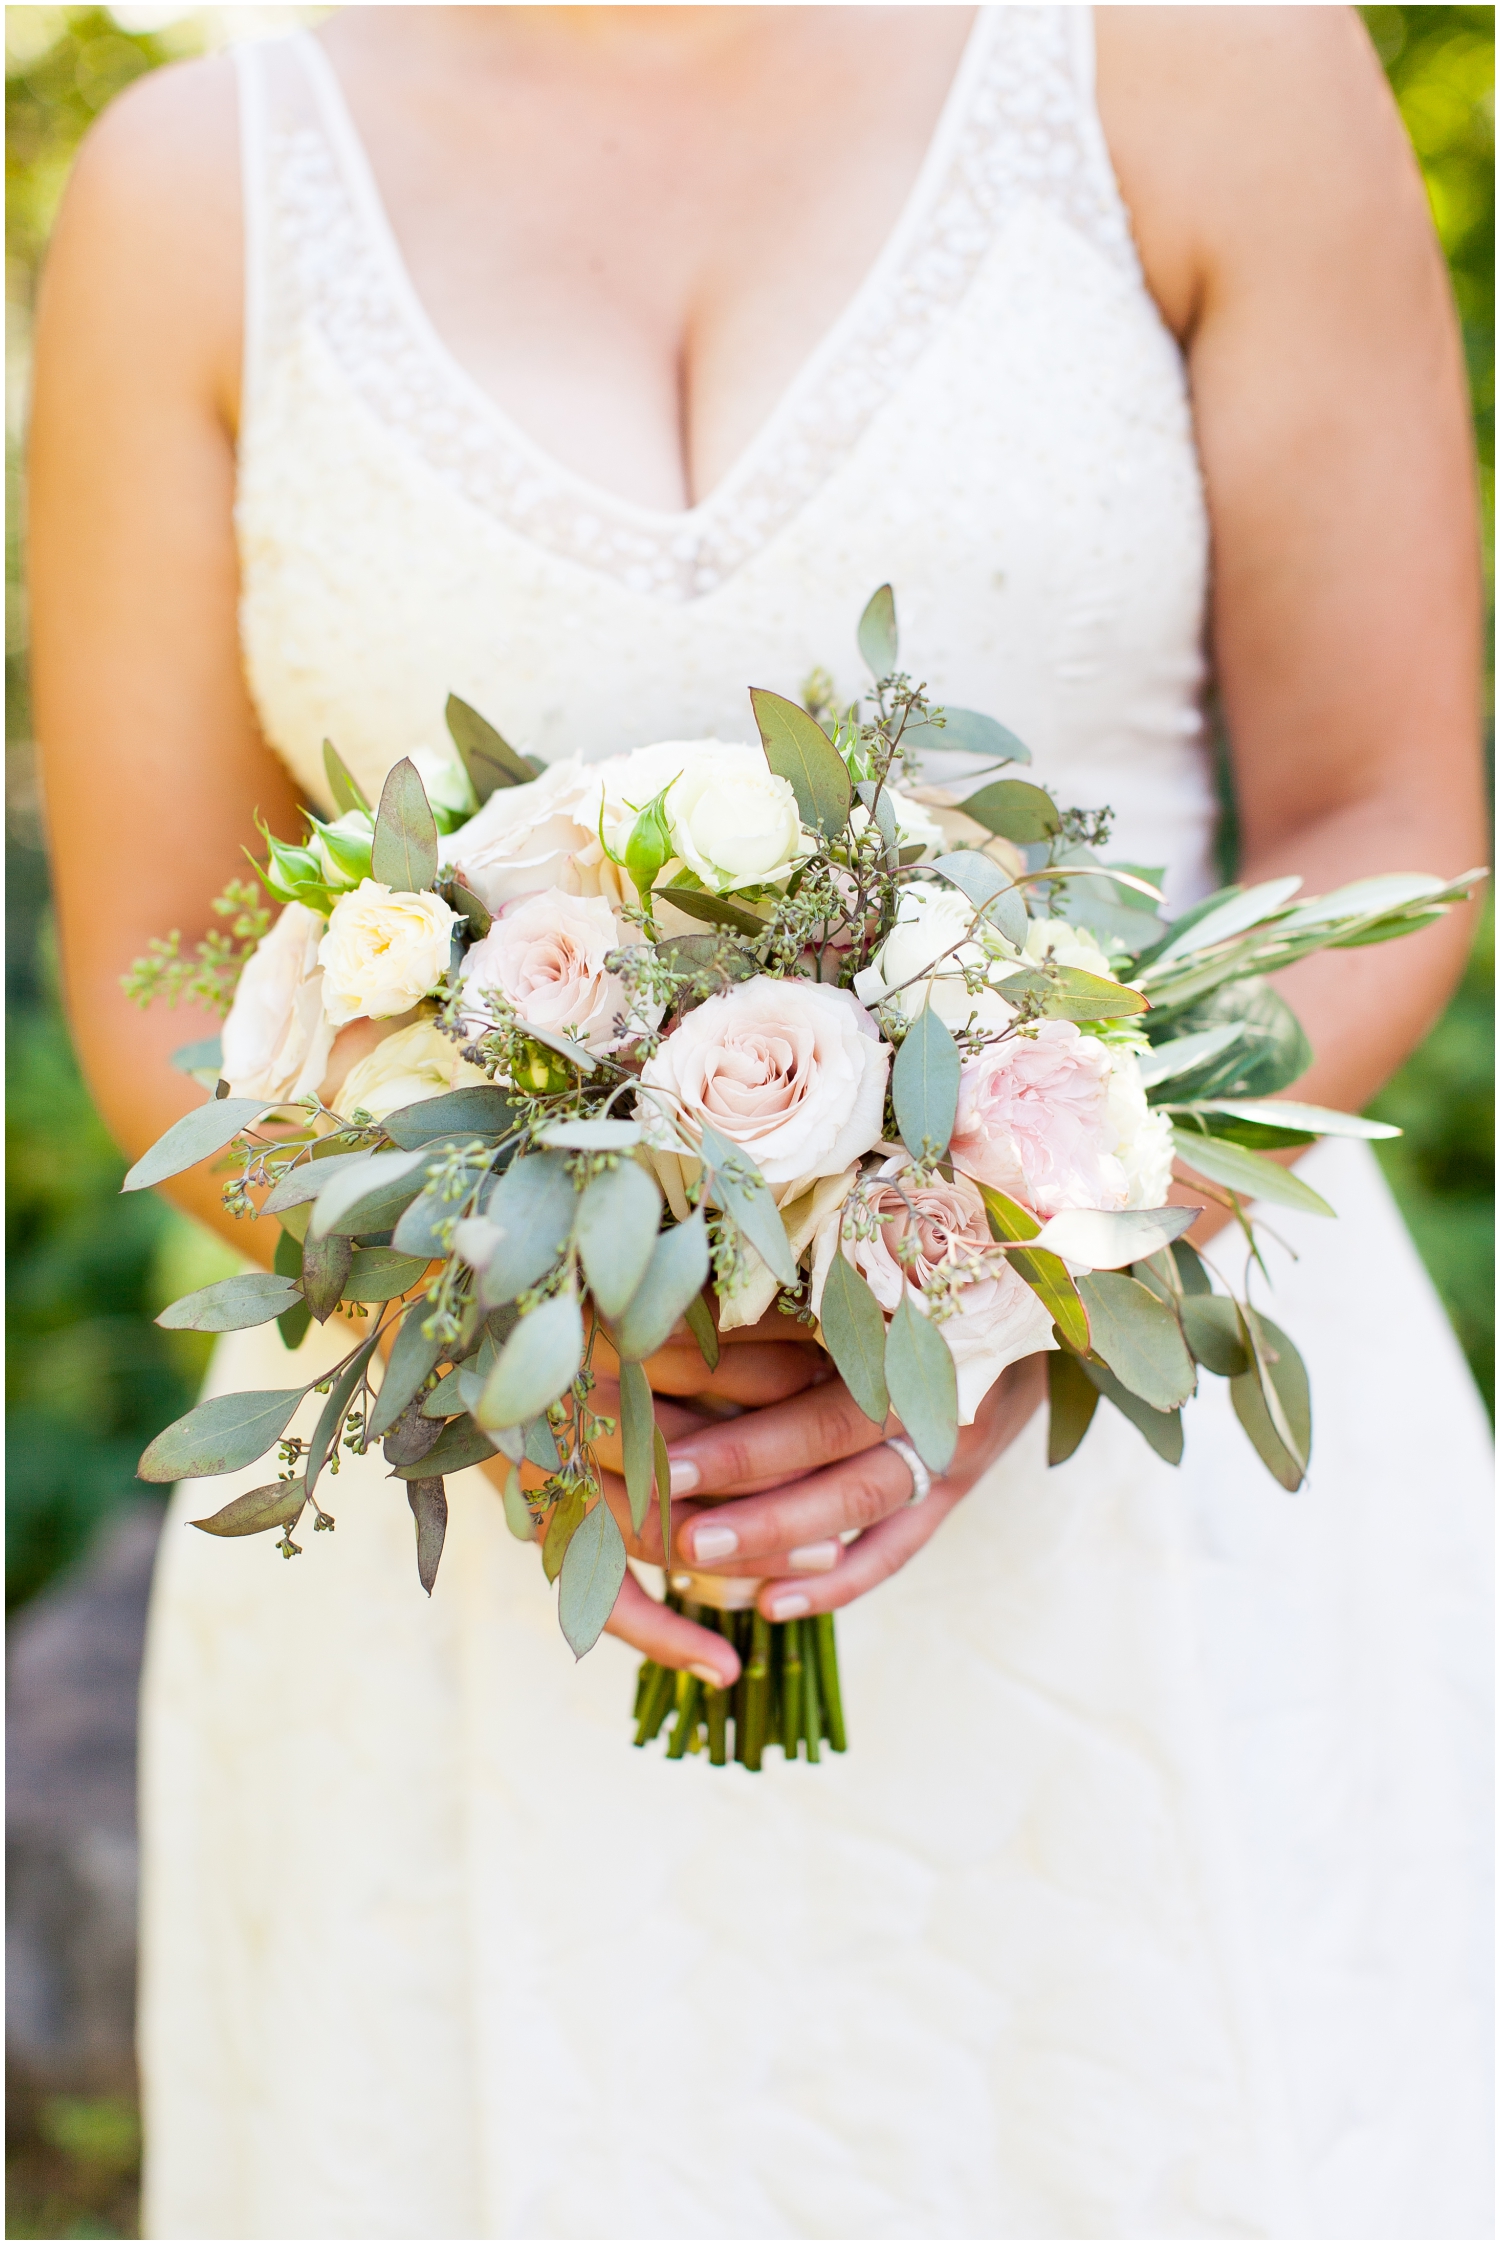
[[235, 7, 1217, 906]]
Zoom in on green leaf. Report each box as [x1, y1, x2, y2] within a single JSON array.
[[191, 1475, 308, 1538], [1077, 1272, 1196, 1411], [958, 778, 1059, 843], [1080, 1358, 1184, 1465], [684, 1292, 720, 1370], [1231, 1311, 1311, 1490], [1172, 1099, 1399, 1141], [1148, 876, 1303, 966], [393, 1169, 486, 1258], [931, 851, 1029, 947], [501, 1465, 534, 1542], [654, 1424, 672, 1580], [1179, 1295, 1250, 1377], [524, 1415, 561, 1471], [274, 1224, 312, 1350], [156, 1273, 303, 1333], [122, 1097, 273, 1194], [1033, 966, 1149, 1022], [345, 1247, 432, 1301], [656, 885, 770, 938], [370, 757, 439, 892], [390, 1414, 498, 1478], [699, 1122, 797, 1288], [322, 738, 370, 815], [1029, 1205, 1198, 1272], [1171, 1129, 1335, 1217], [883, 1292, 958, 1474], [977, 1185, 1091, 1355], [477, 1152, 579, 1306], [477, 1293, 584, 1429], [170, 1035, 223, 1080], [382, 1086, 518, 1147], [1137, 1024, 1247, 1092], [138, 1386, 306, 1482], [857, 583, 898, 676], [618, 1359, 656, 1535], [613, 1210, 711, 1361], [420, 1366, 466, 1419], [406, 1476, 448, 1595], [748, 685, 852, 838], [891, 1002, 960, 1161], [441, 878, 492, 939], [1170, 1240, 1213, 1297], [901, 708, 1031, 764], [1046, 1350, 1099, 1466], [381, 1396, 447, 1469], [367, 1305, 446, 1438], [576, 1159, 663, 1317], [542, 1480, 587, 1584], [305, 1331, 382, 1495], [299, 1228, 355, 1321], [538, 1119, 644, 1151], [650, 935, 759, 994], [559, 1499, 627, 1657], [1143, 979, 1312, 1096], [818, 1253, 889, 1428], [446, 692, 539, 799], [307, 1149, 428, 1239]]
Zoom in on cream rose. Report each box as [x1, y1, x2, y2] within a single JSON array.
[[458, 888, 642, 1053], [1019, 917, 1116, 980], [638, 976, 889, 1188], [221, 902, 336, 1103], [334, 1018, 489, 1122], [445, 758, 599, 913], [949, 1020, 1173, 1216], [853, 881, 1016, 1033], [1106, 1048, 1176, 1208], [810, 1165, 1055, 1421], [318, 881, 458, 1025], [663, 745, 812, 892]]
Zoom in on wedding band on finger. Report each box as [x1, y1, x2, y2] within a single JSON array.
[[884, 1434, 932, 1507]]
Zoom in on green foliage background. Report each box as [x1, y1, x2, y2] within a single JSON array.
[[6, 6, 1494, 1617]]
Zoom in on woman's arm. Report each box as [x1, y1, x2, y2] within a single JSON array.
[[28, 57, 303, 1257]]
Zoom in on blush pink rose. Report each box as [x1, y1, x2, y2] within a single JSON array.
[[221, 902, 335, 1103], [638, 976, 888, 1187], [949, 1021, 1130, 1216], [459, 888, 637, 1053]]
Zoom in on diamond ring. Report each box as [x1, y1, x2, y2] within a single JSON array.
[[884, 1434, 932, 1507]]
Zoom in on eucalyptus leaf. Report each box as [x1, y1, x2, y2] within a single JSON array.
[[446, 692, 540, 797], [274, 1225, 312, 1350], [1173, 1099, 1399, 1141], [818, 1253, 889, 1428], [138, 1386, 306, 1483], [501, 1465, 534, 1543], [618, 1358, 657, 1536], [517, 1021, 598, 1075], [977, 1184, 1090, 1354], [156, 1273, 303, 1334], [538, 1119, 644, 1151], [654, 1424, 672, 1580], [419, 1366, 467, 1419], [1171, 1129, 1335, 1217], [684, 1292, 721, 1371], [525, 1415, 561, 1472], [891, 1001, 960, 1160], [1143, 978, 1312, 1097], [441, 879, 492, 939], [345, 1247, 432, 1301], [308, 1149, 428, 1239], [305, 1331, 381, 1496], [902, 708, 1031, 764], [857, 583, 898, 676], [170, 1035, 223, 1081], [370, 757, 439, 892], [122, 1098, 273, 1194], [957, 778, 1059, 844], [263, 1151, 368, 1213], [931, 851, 1029, 947], [883, 1292, 958, 1474], [559, 1500, 628, 1658], [1080, 1358, 1185, 1465], [390, 1414, 499, 1478], [476, 1293, 584, 1429], [613, 1210, 711, 1362], [1147, 875, 1304, 966], [407, 1476, 448, 1595], [650, 935, 758, 994], [191, 1475, 309, 1539], [393, 1170, 486, 1257], [749, 685, 852, 838], [322, 738, 370, 815], [1046, 1350, 1099, 1466], [1137, 1024, 1247, 1092], [478, 1151, 579, 1305], [542, 1481, 587, 1584], [1034, 966, 1148, 1022], [1179, 1295, 1250, 1377], [856, 778, 900, 867], [1077, 1271, 1195, 1411], [1170, 1240, 1213, 1297], [657, 885, 770, 938], [300, 1228, 355, 1322], [575, 1159, 664, 1317], [382, 1086, 518, 1147], [1029, 1205, 1198, 1272], [1231, 1310, 1311, 1490], [699, 1122, 797, 1288], [367, 1305, 446, 1438]]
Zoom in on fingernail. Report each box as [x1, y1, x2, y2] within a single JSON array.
[[689, 1662, 729, 1690], [766, 1590, 810, 1621], [690, 1522, 738, 1563], [787, 1540, 840, 1572], [668, 1456, 701, 1496]]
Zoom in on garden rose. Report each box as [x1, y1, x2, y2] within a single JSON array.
[[810, 1166, 1055, 1421], [334, 1018, 489, 1121], [949, 1020, 1165, 1216], [663, 745, 812, 891], [318, 881, 458, 1024], [853, 881, 1016, 1032], [221, 902, 335, 1103], [458, 888, 640, 1053], [638, 976, 888, 1188], [445, 758, 598, 913]]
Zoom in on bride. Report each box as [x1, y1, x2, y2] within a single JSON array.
[[29, 6, 1491, 2237]]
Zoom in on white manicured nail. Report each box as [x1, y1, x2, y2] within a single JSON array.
[[787, 1540, 839, 1572], [690, 1521, 738, 1563], [767, 1590, 811, 1621], [668, 1456, 701, 1495], [689, 1663, 729, 1690]]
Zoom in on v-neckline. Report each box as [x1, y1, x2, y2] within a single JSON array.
[[298, 13, 991, 531]]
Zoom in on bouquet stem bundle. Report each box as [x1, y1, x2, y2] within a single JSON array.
[[633, 1600, 846, 1768]]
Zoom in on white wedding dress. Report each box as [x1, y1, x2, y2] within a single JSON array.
[[139, 13, 1493, 2238]]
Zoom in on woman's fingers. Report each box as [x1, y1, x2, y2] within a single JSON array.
[[670, 1436, 913, 1568], [752, 1481, 967, 1620], [664, 1375, 886, 1501], [602, 1567, 741, 1687], [591, 1304, 828, 1406]]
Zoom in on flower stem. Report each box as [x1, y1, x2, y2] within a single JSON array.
[[812, 1612, 847, 1752], [780, 1619, 804, 1758], [800, 1619, 821, 1763], [666, 1672, 703, 1759], [741, 1612, 773, 1771]]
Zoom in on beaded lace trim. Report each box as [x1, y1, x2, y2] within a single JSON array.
[[246, 9, 1138, 604]]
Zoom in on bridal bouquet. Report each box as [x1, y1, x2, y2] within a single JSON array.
[[123, 588, 1481, 1769]]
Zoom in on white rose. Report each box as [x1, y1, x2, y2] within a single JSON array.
[[458, 888, 646, 1054], [852, 881, 1015, 1033], [638, 976, 889, 1188], [408, 744, 478, 827], [1105, 1047, 1176, 1208], [1020, 918, 1117, 980], [318, 881, 458, 1025], [809, 1165, 1055, 1423], [445, 758, 600, 913], [221, 902, 335, 1103], [847, 785, 945, 860], [665, 745, 812, 891], [334, 1018, 490, 1122]]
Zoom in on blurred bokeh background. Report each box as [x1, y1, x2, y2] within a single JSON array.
[[5, 5, 1493, 2234]]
